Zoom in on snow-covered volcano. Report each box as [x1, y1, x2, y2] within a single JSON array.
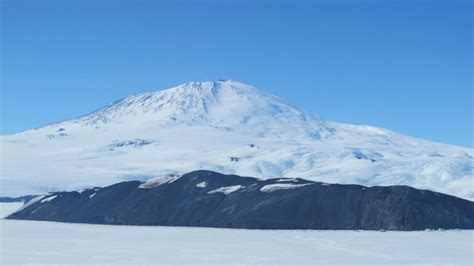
[[1, 80, 472, 199]]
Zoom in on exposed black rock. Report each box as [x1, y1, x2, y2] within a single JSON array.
[[0, 195, 38, 203], [108, 139, 152, 151], [7, 170, 474, 230]]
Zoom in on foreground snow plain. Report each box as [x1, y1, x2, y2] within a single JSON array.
[[1, 203, 472, 265]]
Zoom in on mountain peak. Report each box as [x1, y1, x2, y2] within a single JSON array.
[[68, 79, 332, 140], [73, 80, 308, 125], [161, 79, 259, 97], [3, 80, 473, 201]]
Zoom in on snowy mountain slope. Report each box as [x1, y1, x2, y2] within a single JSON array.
[[1, 80, 472, 199]]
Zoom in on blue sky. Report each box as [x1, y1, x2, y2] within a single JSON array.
[[1, 0, 472, 147]]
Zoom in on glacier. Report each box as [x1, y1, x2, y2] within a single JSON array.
[[0, 80, 472, 199]]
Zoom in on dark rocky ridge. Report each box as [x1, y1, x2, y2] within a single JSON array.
[[7, 170, 474, 230], [0, 195, 38, 203]]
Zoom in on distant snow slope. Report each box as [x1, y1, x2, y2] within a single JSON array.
[[1, 80, 472, 199]]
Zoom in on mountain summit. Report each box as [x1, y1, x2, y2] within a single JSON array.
[[1, 80, 472, 200], [75, 80, 333, 139]]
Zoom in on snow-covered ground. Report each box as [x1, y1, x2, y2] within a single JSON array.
[[0, 203, 472, 265], [1, 80, 473, 200], [0, 202, 23, 218]]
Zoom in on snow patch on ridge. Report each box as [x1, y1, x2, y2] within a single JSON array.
[[276, 178, 298, 183], [260, 183, 312, 193], [196, 182, 207, 188], [40, 195, 58, 203], [16, 195, 48, 212], [208, 185, 242, 195], [138, 175, 180, 189]]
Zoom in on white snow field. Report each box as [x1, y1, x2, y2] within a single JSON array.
[[1, 80, 473, 200], [0, 203, 471, 265], [0, 202, 23, 218]]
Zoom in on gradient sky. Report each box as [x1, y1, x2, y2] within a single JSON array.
[[1, 0, 472, 147]]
